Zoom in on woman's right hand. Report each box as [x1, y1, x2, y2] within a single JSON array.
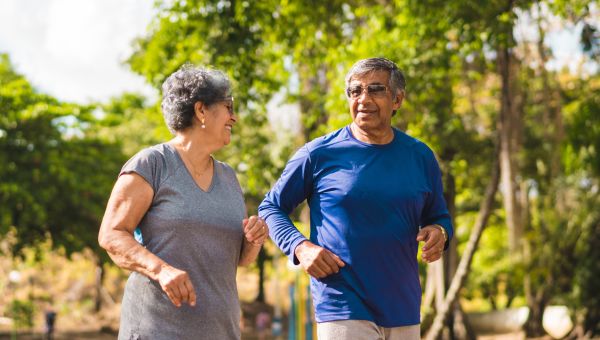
[[156, 264, 197, 307]]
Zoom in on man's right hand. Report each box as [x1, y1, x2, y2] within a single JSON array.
[[294, 241, 345, 278], [156, 264, 197, 308]]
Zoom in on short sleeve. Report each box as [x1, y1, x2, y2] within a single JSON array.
[[220, 162, 244, 197], [119, 147, 166, 193]]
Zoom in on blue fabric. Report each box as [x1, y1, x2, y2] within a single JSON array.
[[134, 227, 143, 244], [259, 126, 453, 327]]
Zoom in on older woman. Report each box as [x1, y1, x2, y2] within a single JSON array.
[[98, 65, 268, 339]]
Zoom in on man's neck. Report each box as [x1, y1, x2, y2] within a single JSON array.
[[350, 123, 394, 145]]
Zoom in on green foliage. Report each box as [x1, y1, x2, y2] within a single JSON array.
[[125, 1, 494, 206], [564, 81, 600, 176], [0, 54, 126, 259], [9, 299, 34, 329], [93, 93, 166, 155], [558, 75, 600, 334], [571, 187, 600, 335], [466, 219, 524, 310], [1, 0, 599, 334], [128, 0, 303, 208], [124, 4, 600, 319]]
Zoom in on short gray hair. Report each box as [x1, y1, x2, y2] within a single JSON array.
[[345, 57, 406, 95], [161, 64, 231, 134]]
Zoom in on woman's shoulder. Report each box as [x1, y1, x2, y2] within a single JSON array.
[[213, 159, 237, 176], [127, 143, 179, 166], [121, 143, 180, 189]]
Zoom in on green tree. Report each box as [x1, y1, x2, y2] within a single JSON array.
[[0, 53, 125, 259], [125, 0, 355, 301], [126, 2, 600, 337], [560, 76, 600, 337]]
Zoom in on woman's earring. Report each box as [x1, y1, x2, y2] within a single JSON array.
[[201, 117, 206, 129]]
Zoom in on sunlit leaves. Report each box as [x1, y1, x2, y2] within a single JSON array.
[[0, 54, 125, 259]]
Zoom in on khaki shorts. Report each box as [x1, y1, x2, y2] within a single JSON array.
[[317, 319, 420, 340]]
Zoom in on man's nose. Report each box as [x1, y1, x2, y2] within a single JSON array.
[[357, 90, 372, 103]]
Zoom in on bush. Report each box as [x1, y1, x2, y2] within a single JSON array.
[[9, 299, 35, 329]]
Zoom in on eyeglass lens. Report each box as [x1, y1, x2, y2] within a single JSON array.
[[346, 84, 388, 98], [222, 97, 234, 114]]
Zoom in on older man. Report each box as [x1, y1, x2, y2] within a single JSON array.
[[259, 57, 452, 340]]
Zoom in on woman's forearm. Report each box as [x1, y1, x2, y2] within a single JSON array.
[[100, 230, 166, 280], [238, 239, 263, 266]]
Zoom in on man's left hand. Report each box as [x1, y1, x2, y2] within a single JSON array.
[[243, 216, 269, 246], [417, 225, 446, 263]]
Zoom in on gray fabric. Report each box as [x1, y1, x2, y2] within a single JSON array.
[[117, 143, 245, 340], [317, 320, 420, 340]]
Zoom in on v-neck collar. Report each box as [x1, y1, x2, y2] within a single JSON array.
[[165, 143, 218, 193]]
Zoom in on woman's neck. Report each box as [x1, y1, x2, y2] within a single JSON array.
[[170, 133, 212, 169]]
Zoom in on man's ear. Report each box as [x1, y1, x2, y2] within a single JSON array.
[[392, 90, 404, 110]]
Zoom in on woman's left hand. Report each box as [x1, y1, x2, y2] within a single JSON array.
[[243, 216, 268, 246]]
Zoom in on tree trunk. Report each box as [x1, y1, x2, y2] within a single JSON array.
[[95, 257, 104, 313], [255, 247, 266, 302], [497, 33, 523, 253], [423, 265, 436, 317], [524, 286, 548, 337], [452, 301, 476, 340], [443, 171, 458, 287], [425, 148, 501, 340], [439, 171, 476, 340], [521, 179, 550, 337], [535, 1, 563, 181]]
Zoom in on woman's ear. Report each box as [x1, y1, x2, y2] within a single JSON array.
[[194, 101, 207, 129], [194, 101, 205, 117], [194, 101, 207, 124]]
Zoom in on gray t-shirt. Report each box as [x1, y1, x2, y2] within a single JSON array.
[[117, 143, 245, 340]]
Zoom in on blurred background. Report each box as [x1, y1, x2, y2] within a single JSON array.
[[0, 0, 599, 339]]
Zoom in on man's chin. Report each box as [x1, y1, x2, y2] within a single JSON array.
[[355, 117, 376, 127]]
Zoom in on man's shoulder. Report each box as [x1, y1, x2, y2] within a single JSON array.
[[395, 129, 437, 160], [304, 126, 350, 153]]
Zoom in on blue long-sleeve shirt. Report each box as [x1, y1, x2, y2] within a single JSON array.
[[259, 126, 453, 327]]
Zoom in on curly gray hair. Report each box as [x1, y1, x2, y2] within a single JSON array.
[[161, 64, 232, 134]]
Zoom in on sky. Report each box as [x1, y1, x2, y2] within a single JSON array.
[[0, 1, 596, 106], [0, 0, 157, 104]]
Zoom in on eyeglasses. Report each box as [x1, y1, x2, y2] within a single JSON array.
[[219, 96, 234, 115], [346, 84, 389, 99]]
